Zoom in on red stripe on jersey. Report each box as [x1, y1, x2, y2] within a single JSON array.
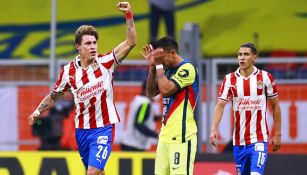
[[53, 67, 65, 91], [94, 67, 103, 78], [102, 59, 115, 70], [89, 97, 97, 128], [244, 111, 251, 144], [243, 78, 250, 96], [69, 62, 77, 89], [218, 77, 228, 98], [113, 99, 120, 122], [256, 71, 263, 95], [101, 91, 110, 125], [187, 86, 196, 108], [256, 110, 264, 142], [235, 111, 240, 145], [230, 73, 238, 97], [78, 103, 85, 128], [267, 73, 278, 94], [81, 69, 89, 84], [265, 113, 269, 136], [63, 83, 70, 92], [164, 89, 186, 125]]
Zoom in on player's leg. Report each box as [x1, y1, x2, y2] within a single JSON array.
[[250, 142, 268, 175], [75, 128, 90, 169], [155, 140, 170, 175], [233, 145, 250, 175], [87, 125, 113, 175], [169, 134, 197, 175]]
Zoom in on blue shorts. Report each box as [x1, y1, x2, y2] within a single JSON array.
[[76, 124, 113, 170], [233, 142, 268, 175]]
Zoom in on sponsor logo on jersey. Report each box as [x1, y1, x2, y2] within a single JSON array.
[[236, 98, 262, 110], [77, 82, 105, 101], [97, 136, 108, 145]]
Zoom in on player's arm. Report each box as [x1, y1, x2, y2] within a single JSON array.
[[155, 67, 178, 97], [210, 100, 227, 146], [269, 96, 282, 152], [113, 2, 137, 65], [146, 66, 160, 97], [28, 91, 64, 125], [140, 44, 160, 97]]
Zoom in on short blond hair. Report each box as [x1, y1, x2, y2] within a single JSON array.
[[74, 25, 99, 45]]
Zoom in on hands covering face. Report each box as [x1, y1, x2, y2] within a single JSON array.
[[141, 44, 166, 66]]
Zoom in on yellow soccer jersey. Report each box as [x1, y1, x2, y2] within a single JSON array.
[[159, 60, 199, 143]]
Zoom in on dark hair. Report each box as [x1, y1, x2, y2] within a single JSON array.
[[240, 42, 257, 55], [75, 25, 99, 45], [152, 36, 179, 53]]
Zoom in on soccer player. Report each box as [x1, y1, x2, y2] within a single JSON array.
[[142, 37, 199, 175], [27, 2, 136, 175], [210, 43, 282, 175]]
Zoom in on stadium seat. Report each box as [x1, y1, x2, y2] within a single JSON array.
[[264, 50, 297, 79]]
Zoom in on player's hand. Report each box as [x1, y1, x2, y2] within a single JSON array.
[[140, 44, 155, 66], [152, 48, 166, 65], [116, 2, 132, 14], [28, 110, 40, 125], [271, 134, 281, 152], [210, 128, 218, 147]]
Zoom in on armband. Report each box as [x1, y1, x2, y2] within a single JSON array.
[[125, 11, 133, 20]]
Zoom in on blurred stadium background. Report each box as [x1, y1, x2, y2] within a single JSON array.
[[0, 0, 307, 174]]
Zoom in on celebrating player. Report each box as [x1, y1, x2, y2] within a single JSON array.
[[27, 2, 136, 175], [210, 43, 282, 175]]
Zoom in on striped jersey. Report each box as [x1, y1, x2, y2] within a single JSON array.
[[160, 60, 199, 143], [53, 51, 120, 129], [218, 66, 278, 145]]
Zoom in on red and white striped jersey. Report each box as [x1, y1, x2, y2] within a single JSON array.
[[53, 51, 120, 129], [218, 66, 278, 145]]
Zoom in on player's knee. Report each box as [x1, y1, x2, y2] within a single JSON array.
[[87, 166, 104, 175], [251, 172, 261, 175]]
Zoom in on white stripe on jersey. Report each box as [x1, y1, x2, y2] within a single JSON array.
[[219, 66, 277, 145], [53, 51, 120, 129]]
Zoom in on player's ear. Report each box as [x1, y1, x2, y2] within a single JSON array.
[[76, 44, 80, 51]]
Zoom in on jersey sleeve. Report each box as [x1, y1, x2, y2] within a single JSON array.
[[170, 63, 196, 90], [265, 72, 278, 98], [97, 50, 118, 71], [53, 67, 69, 93], [217, 75, 232, 102]]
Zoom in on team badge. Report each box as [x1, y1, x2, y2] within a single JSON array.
[[97, 136, 108, 144], [257, 80, 263, 89], [92, 62, 99, 71], [178, 69, 189, 78]]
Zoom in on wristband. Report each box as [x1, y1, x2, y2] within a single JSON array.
[[33, 109, 40, 117], [125, 11, 133, 20], [156, 64, 164, 70]]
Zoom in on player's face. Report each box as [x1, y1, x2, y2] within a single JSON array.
[[237, 47, 256, 70], [163, 50, 176, 68], [76, 35, 98, 61]]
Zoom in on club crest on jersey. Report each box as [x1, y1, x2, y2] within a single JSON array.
[[178, 69, 189, 78], [257, 80, 263, 89], [97, 136, 108, 145], [92, 62, 99, 71]]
